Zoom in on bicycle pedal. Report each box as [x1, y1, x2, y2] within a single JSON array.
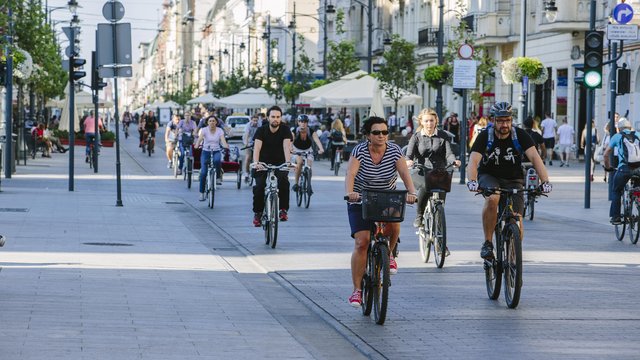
[[483, 259, 494, 270]]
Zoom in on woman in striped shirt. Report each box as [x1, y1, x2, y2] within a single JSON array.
[[344, 116, 417, 307]]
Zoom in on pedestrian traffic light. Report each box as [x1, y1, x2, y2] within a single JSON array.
[[583, 30, 604, 89], [72, 58, 86, 81], [0, 61, 6, 86], [90, 51, 107, 91]]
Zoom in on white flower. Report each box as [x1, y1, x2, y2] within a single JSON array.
[[501, 57, 547, 85], [13, 48, 34, 80]]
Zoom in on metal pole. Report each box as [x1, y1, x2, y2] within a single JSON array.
[[459, 89, 467, 184], [218, 49, 222, 79], [111, 1, 123, 206], [291, 2, 297, 115], [520, 0, 528, 124], [4, 0, 13, 179], [608, 41, 618, 170], [266, 14, 271, 78], [585, 0, 596, 208], [436, 0, 444, 122], [323, 0, 328, 79], [367, 0, 373, 74], [247, 34, 251, 86], [92, 51, 99, 173]]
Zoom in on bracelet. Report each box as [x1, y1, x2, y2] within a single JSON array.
[[408, 192, 417, 196]]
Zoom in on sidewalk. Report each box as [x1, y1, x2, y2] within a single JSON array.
[[0, 143, 366, 359]]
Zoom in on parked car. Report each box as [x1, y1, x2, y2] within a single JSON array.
[[225, 115, 250, 139]]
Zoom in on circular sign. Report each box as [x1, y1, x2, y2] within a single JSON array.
[[102, 1, 125, 22], [458, 43, 474, 59], [613, 3, 634, 25]]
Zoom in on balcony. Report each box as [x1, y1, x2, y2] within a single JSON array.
[[417, 26, 452, 47], [472, 12, 512, 46]]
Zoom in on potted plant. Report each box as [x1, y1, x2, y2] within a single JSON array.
[[423, 65, 451, 88], [501, 57, 548, 85]]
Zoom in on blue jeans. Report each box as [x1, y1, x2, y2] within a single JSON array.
[[199, 150, 221, 193], [85, 133, 99, 156], [610, 166, 640, 217]]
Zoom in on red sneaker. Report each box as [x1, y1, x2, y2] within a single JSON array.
[[252, 213, 261, 227], [348, 290, 362, 307], [279, 209, 288, 222], [389, 256, 398, 275]]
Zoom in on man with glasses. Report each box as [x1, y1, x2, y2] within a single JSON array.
[[466, 101, 552, 260]]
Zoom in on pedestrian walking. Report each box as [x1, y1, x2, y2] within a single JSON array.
[[541, 112, 557, 165], [557, 118, 575, 167]]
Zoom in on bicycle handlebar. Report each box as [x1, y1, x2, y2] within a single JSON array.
[[411, 162, 456, 171], [251, 162, 294, 172], [478, 187, 546, 197]]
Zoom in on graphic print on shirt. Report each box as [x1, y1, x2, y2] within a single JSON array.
[[484, 146, 518, 166]]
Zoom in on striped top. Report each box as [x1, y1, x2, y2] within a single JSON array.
[[351, 141, 403, 193]]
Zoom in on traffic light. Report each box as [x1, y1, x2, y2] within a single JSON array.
[[91, 52, 107, 91], [0, 61, 6, 86], [617, 68, 631, 95], [583, 30, 604, 89], [72, 58, 86, 81]]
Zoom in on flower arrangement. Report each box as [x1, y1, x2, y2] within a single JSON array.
[[13, 48, 34, 80], [501, 57, 548, 85], [423, 65, 450, 88]]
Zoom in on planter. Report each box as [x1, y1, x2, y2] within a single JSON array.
[[501, 57, 548, 85], [60, 138, 114, 147]]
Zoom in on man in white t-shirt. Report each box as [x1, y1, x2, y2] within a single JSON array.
[[540, 112, 557, 165], [557, 118, 575, 167]]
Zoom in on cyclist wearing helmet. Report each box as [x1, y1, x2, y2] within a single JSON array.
[[466, 101, 552, 260], [291, 114, 325, 192]]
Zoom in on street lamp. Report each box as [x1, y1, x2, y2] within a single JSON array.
[[351, 0, 374, 74], [544, 1, 558, 22]]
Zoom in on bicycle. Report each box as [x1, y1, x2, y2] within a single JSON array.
[[123, 122, 129, 139], [182, 137, 195, 189], [480, 187, 545, 309], [142, 132, 154, 156], [293, 150, 314, 208], [171, 142, 180, 178], [345, 189, 407, 325], [413, 163, 453, 268], [203, 147, 224, 209], [334, 147, 343, 176], [522, 167, 539, 221], [615, 174, 640, 244], [253, 162, 292, 249]]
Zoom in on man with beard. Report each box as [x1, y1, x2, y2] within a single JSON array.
[[251, 106, 293, 226], [466, 101, 552, 260]]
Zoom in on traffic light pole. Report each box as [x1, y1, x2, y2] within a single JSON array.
[[4, 1, 13, 179], [68, 35, 76, 192]]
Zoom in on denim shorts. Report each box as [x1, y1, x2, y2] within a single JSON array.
[[347, 203, 373, 238]]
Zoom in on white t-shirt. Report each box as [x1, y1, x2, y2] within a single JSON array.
[[200, 126, 224, 151], [541, 117, 557, 139], [557, 124, 574, 145]]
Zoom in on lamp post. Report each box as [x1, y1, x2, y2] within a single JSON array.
[[436, 0, 444, 122], [288, 3, 297, 114], [323, 1, 336, 79], [3, 0, 13, 179]]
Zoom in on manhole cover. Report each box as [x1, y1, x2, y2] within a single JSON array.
[[0, 208, 29, 212], [165, 201, 184, 205], [83, 242, 133, 247]]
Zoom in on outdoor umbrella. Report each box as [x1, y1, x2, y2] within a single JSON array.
[[216, 87, 284, 108], [187, 93, 219, 105], [58, 84, 78, 132], [298, 70, 367, 104], [310, 75, 421, 108], [369, 79, 385, 119]]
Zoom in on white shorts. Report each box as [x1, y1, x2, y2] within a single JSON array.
[[291, 146, 314, 162], [558, 144, 572, 154]]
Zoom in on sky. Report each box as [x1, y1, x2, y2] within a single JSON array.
[[48, 0, 165, 66]]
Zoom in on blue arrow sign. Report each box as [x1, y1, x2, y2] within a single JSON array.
[[613, 3, 634, 25]]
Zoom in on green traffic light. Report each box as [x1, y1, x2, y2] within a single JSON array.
[[584, 71, 602, 89]]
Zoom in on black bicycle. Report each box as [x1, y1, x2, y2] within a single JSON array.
[[522, 167, 539, 221], [615, 175, 640, 244], [480, 187, 545, 309], [293, 150, 314, 208], [254, 162, 292, 249], [345, 189, 407, 325], [181, 134, 195, 189]]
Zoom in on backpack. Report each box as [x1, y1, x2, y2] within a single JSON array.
[[331, 129, 344, 143], [485, 124, 523, 156], [621, 131, 640, 167]]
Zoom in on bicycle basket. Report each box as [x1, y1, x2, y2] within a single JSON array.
[[425, 168, 453, 192], [181, 134, 194, 147], [361, 189, 407, 222]]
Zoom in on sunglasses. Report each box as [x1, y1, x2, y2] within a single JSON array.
[[370, 130, 389, 136]]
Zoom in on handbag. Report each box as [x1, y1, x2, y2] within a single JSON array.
[[425, 168, 453, 192], [594, 143, 604, 163]]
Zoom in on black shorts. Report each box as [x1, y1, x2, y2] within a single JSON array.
[[543, 137, 555, 149], [478, 173, 524, 215]]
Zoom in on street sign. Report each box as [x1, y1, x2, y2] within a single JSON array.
[[452, 59, 477, 89], [61, 26, 78, 41], [99, 66, 132, 78], [65, 45, 80, 58], [457, 43, 474, 59], [613, 3, 634, 24], [96, 23, 132, 66], [102, 1, 125, 22], [607, 24, 639, 40]]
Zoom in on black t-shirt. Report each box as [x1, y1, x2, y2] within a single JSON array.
[[523, 129, 543, 163], [254, 124, 293, 165], [144, 116, 159, 131], [470, 127, 536, 180]]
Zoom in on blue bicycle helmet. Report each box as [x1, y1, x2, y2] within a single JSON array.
[[297, 114, 309, 122], [490, 101, 513, 118]]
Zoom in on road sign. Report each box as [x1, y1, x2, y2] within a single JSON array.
[[62, 26, 78, 41], [102, 1, 125, 22], [96, 23, 132, 66], [99, 66, 132, 78], [613, 3, 634, 24], [65, 45, 80, 58], [457, 44, 474, 59], [452, 59, 477, 89], [607, 24, 639, 40]]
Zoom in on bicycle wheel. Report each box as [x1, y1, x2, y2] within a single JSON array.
[[296, 175, 303, 207], [372, 242, 390, 325], [361, 245, 374, 316], [632, 201, 640, 245], [528, 194, 535, 221], [334, 152, 340, 176], [264, 195, 271, 245], [88, 148, 93, 169], [186, 158, 193, 189], [503, 223, 523, 309], [419, 207, 431, 263], [615, 194, 627, 241], [148, 139, 153, 157], [173, 152, 179, 178], [303, 169, 312, 209], [207, 169, 215, 209], [433, 204, 447, 269], [236, 165, 242, 189], [485, 231, 502, 300], [268, 194, 279, 249]]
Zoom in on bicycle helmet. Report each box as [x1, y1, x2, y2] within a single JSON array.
[[490, 101, 513, 118], [297, 114, 309, 122]]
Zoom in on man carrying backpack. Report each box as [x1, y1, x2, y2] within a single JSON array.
[[466, 101, 552, 260], [603, 118, 640, 224]]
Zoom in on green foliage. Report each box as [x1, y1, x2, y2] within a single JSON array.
[[423, 65, 450, 88], [311, 79, 328, 89], [326, 40, 360, 81], [165, 83, 197, 106], [100, 131, 115, 141], [335, 9, 346, 35], [377, 35, 417, 114], [264, 61, 286, 104]]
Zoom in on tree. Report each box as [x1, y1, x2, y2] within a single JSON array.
[[166, 83, 197, 106], [264, 61, 286, 105], [326, 40, 360, 81], [285, 34, 316, 110], [377, 35, 417, 131]]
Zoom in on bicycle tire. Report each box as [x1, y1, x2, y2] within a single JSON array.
[[269, 194, 279, 249], [296, 175, 303, 207], [419, 207, 431, 263], [616, 194, 627, 241], [372, 243, 390, 325], [88, 149, 93, 169], [334, 155, 340, 176], [304, 168, 312, 208], [173, 152, 179, 178], [186, 158, 192, 189], [148, 139, 153, 157], [236, 166, 242, 189], [485, 230, 502, 300], [632, 202, 640, 245], [264, 195, 271, 245], [503, 223, 523, 309], [433, 204, 447, 269], [361, 245, 374, 316], [207, 169, 215, 209]]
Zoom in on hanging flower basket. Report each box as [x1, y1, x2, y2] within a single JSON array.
[[13, 47, 34, 80], [501, 57, 548, 85], [423, 65, 451, 88]]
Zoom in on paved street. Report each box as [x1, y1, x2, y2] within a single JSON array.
[[1, 132, 639, 359]]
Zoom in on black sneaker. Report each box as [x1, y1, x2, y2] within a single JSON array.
[[480, 241, 494, 260], [292, 184, 299, 192], [610, 216, 622, 225]]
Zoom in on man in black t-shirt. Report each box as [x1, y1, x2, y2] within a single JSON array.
[[466, 102, 552, 260], [251, 106, 293, 226]]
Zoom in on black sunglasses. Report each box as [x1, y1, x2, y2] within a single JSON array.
[[370, 130, 389, 136]]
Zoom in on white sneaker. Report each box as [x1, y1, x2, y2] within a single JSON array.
[[167, 161, 172, 169]]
